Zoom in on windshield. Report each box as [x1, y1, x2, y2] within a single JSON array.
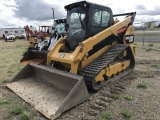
[[54, 23, 65, 34], [7, 34, 13, 35], [66, 7, 86, 50], [69, 7, 86, 29]]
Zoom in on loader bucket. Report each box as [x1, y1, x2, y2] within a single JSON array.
[[6, 63, 89, 119], [20, 50, 47, 64]]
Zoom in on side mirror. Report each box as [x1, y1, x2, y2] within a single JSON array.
[[65, 23, 69, 32]]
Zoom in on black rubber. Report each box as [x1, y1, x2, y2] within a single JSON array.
[[79, 44, 135, 91]]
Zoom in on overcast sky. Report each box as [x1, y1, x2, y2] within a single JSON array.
[[0, 0, 160, 28]]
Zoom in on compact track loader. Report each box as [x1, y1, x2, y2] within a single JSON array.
[[21, 19, 66, 64], [7, 1, 136, 119]]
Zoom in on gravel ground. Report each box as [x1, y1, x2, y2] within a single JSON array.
[[103, 77, 160, 120]]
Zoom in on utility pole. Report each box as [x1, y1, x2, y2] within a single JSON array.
[[51, 8, 55, 34], [51, 8, 54, 23], [143, 22, 145, 47]]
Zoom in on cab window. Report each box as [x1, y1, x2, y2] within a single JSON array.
[[91, 9, 111, 36], [92, 9, 110, 27]]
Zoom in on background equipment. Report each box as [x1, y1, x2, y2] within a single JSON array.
[[21, 19, 66, 64]]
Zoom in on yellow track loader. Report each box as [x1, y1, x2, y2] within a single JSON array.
[[7, 1, 136, 119]]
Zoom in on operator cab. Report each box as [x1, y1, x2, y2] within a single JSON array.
[[53, 19, 66, 37], [64, 1, 114, 50]]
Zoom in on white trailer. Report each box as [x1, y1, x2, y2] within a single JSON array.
[[0, 28, 26, 38]]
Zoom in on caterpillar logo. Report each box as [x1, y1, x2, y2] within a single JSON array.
[[125, 35, 134, 43], [59, 53, 66, 58]]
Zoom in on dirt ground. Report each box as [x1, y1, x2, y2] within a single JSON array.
[[0, 39, 160, 120]]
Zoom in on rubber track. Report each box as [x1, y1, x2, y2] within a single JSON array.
[[80, 44, 130, 90]]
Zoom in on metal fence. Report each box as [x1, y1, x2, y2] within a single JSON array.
[[134, 28, 160, 45], [134, 21, 160, 44]]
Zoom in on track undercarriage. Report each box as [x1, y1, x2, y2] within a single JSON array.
[[80, 44, 135, 91]]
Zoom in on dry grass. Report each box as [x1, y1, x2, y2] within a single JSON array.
[[0, 39, 28, 119], [0, 39, 27, 83], [0, 39, 47, 120]]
